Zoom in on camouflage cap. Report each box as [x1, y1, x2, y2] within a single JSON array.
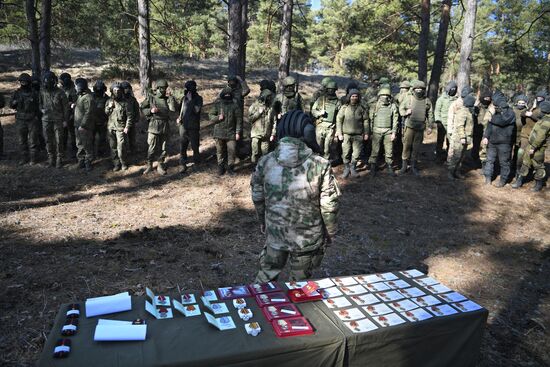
[[155, 79, 168, 88], [399, 80, 410, 89], [283, 76, 296, 86], [18, 73, 32, 83]]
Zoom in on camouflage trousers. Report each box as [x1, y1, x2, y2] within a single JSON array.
[[76, 127, 94, 163], [43, 119, 65, 160], [519, 146, 546, 180], [108, 129, 128, 166], [447, 141, 467, 172], [255, 244, 325, 283], [251, 136, 270, 163], [514, 138, 530, 173], [368, 129, 393, 165], [16, 118, 39, 158], [342, 134, 363, 164], [215, 138, 236, 167], [316, 125, 335, 160], [147, 132, 168, 163], [402, 127, 424, 161]]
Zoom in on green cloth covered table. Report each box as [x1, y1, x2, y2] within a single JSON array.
[[38, 272, 487, 367]]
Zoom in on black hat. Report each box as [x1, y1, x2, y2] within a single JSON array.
[[276, 110, 320, 153], [463, 95, 476, 108], [539, 101, 550, 114]]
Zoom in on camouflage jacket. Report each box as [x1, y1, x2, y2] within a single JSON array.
[[274, 93, 304, 116], [435, 93, 458, 126], [74, 91, 95, 131], [452, 106, 474, 149], [94, 93, 109, 127], [140, 93, 177, 134], [209, 98, 243, 140], [251, 137, 341, 253], [249, 100, 275, 139], [39, 87, 69, 123], [10, 88, 39, 121], [528, 114, 550, 150], [105, 98, 133, 131]]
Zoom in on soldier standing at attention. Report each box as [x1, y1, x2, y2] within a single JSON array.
[[59, 72, 78, 157], [472, 90, 493, 173], [311, 80, 341, 160], [210, 87, 243, 176], [447, 95, 475, 179], [92, 80, 109, 158], [363, 76, 381, 105], [249, 89, 276, 166], [367, 87, 399, 177], [39, 71, 69, 168], [274, 76, 303, 119], [74, 78, 96, 172], [482, 93, 516, 188], [393, 80, 411, 162], [399, 80, 434, 176], [252, 110, 340, 282], [140, 79, 177, 175], [336, 89, 369, 178], [106, 82, 134, 172], [120, 81, 140, 155], [434, 81, 458, 162], [177, 80, 203, 173], [512, 101, 549, 192], [310, 77, 333, 112], [10, 73, 40, 165], [227, 75, 250, 114]]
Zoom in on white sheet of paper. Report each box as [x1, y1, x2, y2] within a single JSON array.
[[452, 300, 483, 312], [94, 324, 147, 341], [339, 285, 368, 295], [427, 304, 459, 317], [388, 299, 419, 312], [285, 281, 308, 290], [426, 284, 452, 294], [438, 292, 467, 303], [97, 319, 133, 326], [173, 300, 201, 317], [374, 290, 405, 302], [377, 272, 399, 281], [180, 294, 196, 305], [363, 303, 393, 316], [357, 274, 383, 283], [365, 282, 391, 292], [400, 269, 425, 278], [313, 278, 335, 289], [400, 308, 433, 322], [414, 277, 439, 287], [204, 312, 236, 330], [201, 296, 229, 315], [412, 295, 442, 307], [384, 279, 411, 289], [85, 292, 132, 318], [350, 293, 379, 306], [333, 307, 365, 321], [344, 318, 379, 333], [332, 276, 358, 286], [321, 286, 344, 299], [372, 312, 406, 327], [323, 296, 352, 309], [202, 290, 218, 302], [398, 287, 426, 298]]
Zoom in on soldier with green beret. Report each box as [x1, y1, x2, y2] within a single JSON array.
[[336, 89, 369, 178], [249, 89, 276, 164], [398, 80, 434, 175], [367, 87, 399, 177], [10, 73, 40, 165], [210, 87, 243, 176], [140, 79, 177, 175], [311, 80, 341, 160]]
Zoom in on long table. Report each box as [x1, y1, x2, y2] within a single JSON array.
[[37, 272, 488, 367]]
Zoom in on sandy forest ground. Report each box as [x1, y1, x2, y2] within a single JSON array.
[[0, 49, 549, 366]]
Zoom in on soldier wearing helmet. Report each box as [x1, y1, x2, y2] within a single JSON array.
[[311, 79, 341, 160], [177, 79, 203, 173], [10, 73, 40, 165], [310, 77, 334, 112], [105, 82, 135, 172], [73, 78, 96, 171], [273, 75, 303, 121], [140, 79, 177, 175]]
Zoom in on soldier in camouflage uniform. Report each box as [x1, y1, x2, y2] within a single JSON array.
[[274, 76, 303, 120], [311, 80, 341, 160], [336, 89, 369, 178], [59, 73, 78, 157], [249, 89, 276, 164], [399, 80, 434, 176], [434, 81, 458, 161], [472, 91, 493, 173], [92, 80, 109, 158], [140, 79, 177, 175], [120, 81, 140, 155], [363, 76, 380, 105], [177, 80, 203, 173], [227, 75, 250, 114], [511, 95, 528, 175], [10, 73, 40, 165], [210, 87, 243, 175], [512, 101, 550, 192], [39, 71, 69, 168], [106, 82, 134, 172], [367, 87, 399, 177], [447, 86, 475, 163], [259, 79, 277, 94], [74, 78, 96, 172], [310, 77, 333, 112], [252, 110, 340, 282], [393, 80, 411, 162], [447, 95, 475, 179]]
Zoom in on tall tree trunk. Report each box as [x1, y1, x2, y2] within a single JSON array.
[[278, 0, 293, 89], [240, 0, 248, 79], [39, 0, 51, 73], [456, 0, 477, 92], [428, 0, 452, 105], [138, 0, 152, 97], [25, 0, 41, 77], [228, 0, 244, 78], [417, 0, 430, 83]]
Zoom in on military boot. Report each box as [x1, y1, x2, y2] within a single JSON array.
[[340, 164, 350, 179], [511, 175, 523, 189], [142, 162, 153, 175], [531, 180, 543, 192], [227, 165, 236, 176], [399, 160, 408, 174], [78, 159, 86, 169], [217, 165, 225, 176], [494, 178, 506, 188], [350, 162, 359, 178], [121, 162, 129, 171], [410, 161, 420, 176], [56, 157, 63, 169], [85, 160, 92, 172], [369, 163, 376, 177], [157, 162, 167, 175], [387, 165, 396, 177]]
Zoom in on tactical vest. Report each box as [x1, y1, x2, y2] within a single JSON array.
[[373, 102, 393, 129], [408, 96, 428, 129]]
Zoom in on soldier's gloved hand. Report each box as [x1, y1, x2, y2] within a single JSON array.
[[391, 133, 396, 142], [363, 134, 369, 141], [151, 107, 159, 113], [525, 111, 533, 117], [123, 127, 129, 134], [481, 137, 488, 146], [460, 138, 466, 145]]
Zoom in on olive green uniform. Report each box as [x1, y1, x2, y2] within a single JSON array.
[[311, 95, 341, 160], [93, 93, 109, 157], [336, 103, 369, 165], [74, 90, 96, 164], [518, 114, 549, 181], [274, 93, 303, 116], [39, 87, 70, 162], [140, 93, 177, 165], [210, 98, 243, 168], [367, 100, 398, 165], [10, 88, 40, 161], [105, 98, 134, 168], [515, 109, 538, 171], [249, 98, 275, 163], [126, 94, 140, 154], [399, 94, 434, 161], [434, 93, 458, 157], [61, 84, 78, 154]]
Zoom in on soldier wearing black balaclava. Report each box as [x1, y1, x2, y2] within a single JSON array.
[[177, 80, 203, 173]]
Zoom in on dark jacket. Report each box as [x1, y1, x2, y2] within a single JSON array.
[[179, 93, 203, 130], [484, 107, 515, 145]]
